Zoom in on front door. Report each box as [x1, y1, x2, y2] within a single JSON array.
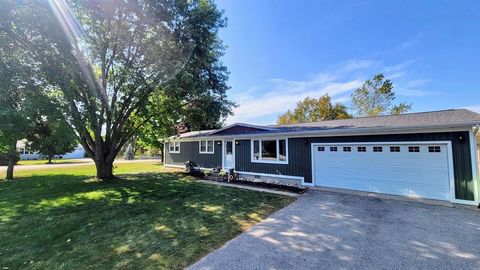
[[224, 140, 234, 169]]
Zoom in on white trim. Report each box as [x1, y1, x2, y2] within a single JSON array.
[[164, 164, 184, 169], [454, 199, 479, 206], [235, 171, 304, 181], [222, 139, 236, 169], [198, 140, 215, 154], [469, 130, 479, 203], [168, 142, 180, 154], [250, 138, 289, 164], [310, 141, 458, 203]]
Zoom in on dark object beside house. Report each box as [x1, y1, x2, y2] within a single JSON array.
[[165, 109, 480, 206], [184, 161, 203, 177]]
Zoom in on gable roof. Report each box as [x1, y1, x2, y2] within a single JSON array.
[[170, 109, 480, 140]]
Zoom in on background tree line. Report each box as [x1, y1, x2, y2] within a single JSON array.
[[277, 73, 412, 124]]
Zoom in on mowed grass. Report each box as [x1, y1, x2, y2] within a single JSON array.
[[17, 159, 91, 166], [0, 161, 295, 269]]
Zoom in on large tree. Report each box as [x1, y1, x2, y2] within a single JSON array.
[[134, 0, 234, 153], [0, 6, 37, 179], [5, 0, 232, 179], [277, 95, 350, 125], [350, 73, 412, 117]]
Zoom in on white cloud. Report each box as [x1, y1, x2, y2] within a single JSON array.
[[227, 77, 363, 124], [335, 59, 378, 73], [226, 58, 435, 124], [395, 33, 423, 51]]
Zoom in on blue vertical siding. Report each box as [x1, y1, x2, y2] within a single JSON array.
[[165, 140, 222, 169], [234, 131, 475, 201]]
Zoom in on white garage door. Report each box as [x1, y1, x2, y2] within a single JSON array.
[[312, 143, 452, 201]]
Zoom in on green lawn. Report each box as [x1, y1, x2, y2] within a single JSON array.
[[17, 159, 90, 166], [0, 161, 294, 269]]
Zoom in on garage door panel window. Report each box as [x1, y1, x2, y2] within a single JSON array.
[[428, 146, 441, 153], [408, 146, 420, 152], [343, 146, 351, 152], [330, 147, 338, 152], [373, 146, 383, 152], [390, 146, 401, 152], [358, 146, 367, 152], [252, 139, 288, 164]]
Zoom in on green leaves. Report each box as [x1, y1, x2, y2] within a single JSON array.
[[350, 73, 412, 117], [277, 95, 350, 125]]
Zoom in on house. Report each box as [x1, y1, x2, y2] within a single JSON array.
[[16, 140, 86, 160], [164, 109, 480, 205]]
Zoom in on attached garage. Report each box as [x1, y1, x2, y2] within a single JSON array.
[[312, 142, 454, 201]]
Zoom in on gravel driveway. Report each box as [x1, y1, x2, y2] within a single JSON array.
[[189, 190, 480, 270]]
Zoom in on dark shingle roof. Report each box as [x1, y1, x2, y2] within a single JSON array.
[[272, 109, 480, 130], [172, 109, 480, 139]]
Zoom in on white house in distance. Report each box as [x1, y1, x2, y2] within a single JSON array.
[[16, 140, 86, 160]]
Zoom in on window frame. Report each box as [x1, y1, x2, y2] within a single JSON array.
[[373, 146, 383, 152], [390, 146, 401, 152], [408, 146, 420, 153], [251, 138, 288, 164], [169, 142, 180, 154], [199, 140, 215, 154], [428, 146, 441, 153], [357, 146, 367, 152]]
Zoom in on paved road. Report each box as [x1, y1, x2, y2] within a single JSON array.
[[189, 190, 480, 270], [0, 159, 161, 172]]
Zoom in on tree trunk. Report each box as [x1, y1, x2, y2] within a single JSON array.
[[95, 158, 114, 180], [5, 140, 17, 180], [6, 156, 15, 180], [48, 155, 52, 164]]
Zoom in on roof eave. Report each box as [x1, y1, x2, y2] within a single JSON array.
[[167, 122, 479, 141]]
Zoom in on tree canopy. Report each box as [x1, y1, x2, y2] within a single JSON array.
[[277, 95, 350, 125], [350, 73, 411, 117], [3, 0, 233, 179]]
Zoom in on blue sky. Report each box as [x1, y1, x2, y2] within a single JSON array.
[[215, 0, 480, 125]]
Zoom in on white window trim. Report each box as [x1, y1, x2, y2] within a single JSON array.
[[169, 142, 180, 153], [251, 138, 288, 164], [199, 140, 215, 154]]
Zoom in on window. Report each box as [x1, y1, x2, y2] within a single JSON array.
[[169, 142, 180, 153], [390, 146, 400, 152], [252, 139, 288, 163], [357, 146, 366, 152], [373, 146, 383, 152], [199, 140, 214, 154], [226, 141, 233, 155], [330, 146, 338, 152], [428, 146, 441, 153], [343, 146, 351, 152], [261, 140, 277, 160], [408, 146, 420, 152], [317, 146, 325, 151], [279, 139, 287, 161]]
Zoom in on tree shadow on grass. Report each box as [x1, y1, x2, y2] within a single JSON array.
[[0, 171, 294, 270]]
